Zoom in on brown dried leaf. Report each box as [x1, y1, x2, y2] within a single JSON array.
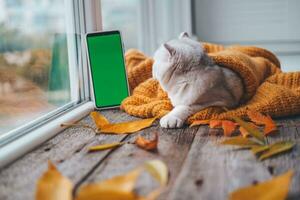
[[229, 170, 293, 200], [135, 132, 158, 151], [35, 161, 73, 200], [99, 117, 157, 134], [259, 141, 295, 161]]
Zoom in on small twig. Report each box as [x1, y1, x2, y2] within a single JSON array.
[[61, 122, 99, 134]]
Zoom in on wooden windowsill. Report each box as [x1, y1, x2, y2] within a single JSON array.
[[0, 109, 299, 200]]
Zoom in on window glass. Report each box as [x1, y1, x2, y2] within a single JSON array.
[[101, 0, 141, 50], [0, 0, 78, 133]]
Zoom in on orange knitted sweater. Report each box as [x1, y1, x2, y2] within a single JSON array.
[[121, 43, 300, 123]]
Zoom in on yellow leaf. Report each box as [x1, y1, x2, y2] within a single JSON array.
[[232, 116, 265, 144], [144, 160, 168, 186], [259, 141, 295, 161], [220, 136, 260, 147], [239, 122, 258, 138], [88, 142, 125, 152], [75, 168, 143, 200], [190, 120, 210, 127], [90, 111, 110, 129], [251, 145, 270, 155], [35, 161, 73, 200], [229, 170, 293, 200], [247, 111, 277, 135], [135, 132, 158, 151], [99, 117, 157, 134]]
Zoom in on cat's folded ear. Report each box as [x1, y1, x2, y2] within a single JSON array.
[[179, 32, 189, 39], [163, 43, 176, 56]]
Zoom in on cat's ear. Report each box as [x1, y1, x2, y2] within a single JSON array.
[[163, 43, 176, 56], [179, 32, 189, 39]]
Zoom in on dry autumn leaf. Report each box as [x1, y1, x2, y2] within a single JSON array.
[[220, 137, 260, 148], [239, 122, 258, 138], [142, 160, 169, 200], [247, 110, 277, 135], [259, 141, 295, 161], [90, 111, 110, 129], [36, 160, 168, 200], [191, 119, 238, 137], [209, 120, 222, 128], [144, 160, 168, 186], [75, 160, 168, 200], [190, 120, 210, 127], [221, 120, 237, 136], [88, 142, 125, 152], [229, 170, 293, 200], [135, 132, 158, 151], [251, 145, 270, 155], [99, 117, 157, 134], [232, 116, 265, 144], [75, 168, 143, 200], [35, 161, 73, 200]]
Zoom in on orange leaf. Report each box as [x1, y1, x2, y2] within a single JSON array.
[[247, 111, 277, 135], [221, 120, 237, 136], [264, 122, 277, 136], [135, 132, 158, 151], [209, 120, 222, 128], [190, 120, 210, 127], [239, 122, 258, 138], [99, 117, 157, 134], [229, 170, 293, 200]]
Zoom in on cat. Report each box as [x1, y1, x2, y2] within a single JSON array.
[[152, 32, 244, 128]]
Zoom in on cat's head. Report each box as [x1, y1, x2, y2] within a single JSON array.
[[153, 32, 212, 79]]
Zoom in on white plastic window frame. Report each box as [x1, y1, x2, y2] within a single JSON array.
[[0, 0, 102, 168]]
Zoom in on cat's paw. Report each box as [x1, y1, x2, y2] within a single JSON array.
[[160, 114, 184, 128]]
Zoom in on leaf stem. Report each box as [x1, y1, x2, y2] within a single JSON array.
[[61, 122, 99, 134]]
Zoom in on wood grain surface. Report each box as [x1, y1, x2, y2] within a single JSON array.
[[0, 110, 299, 200]]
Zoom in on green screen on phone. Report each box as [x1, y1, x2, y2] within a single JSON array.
[[86, 31, 129, 108]]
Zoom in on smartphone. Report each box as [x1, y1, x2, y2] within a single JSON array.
[[86, 31, 130, 109]]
